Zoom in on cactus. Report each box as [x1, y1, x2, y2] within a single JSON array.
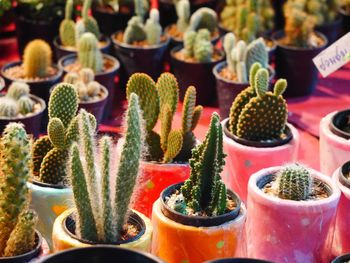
[[277, 164, 312, 201], [69, 93, 143, 243], [18, 96, 34, 115], [78, 33, 104, 73], [76, 0, 101, 42], [123, 16, 147, 44], [180, 112, 228, 216], [175, 0, 190, 32], [7, 82, 30, 100], [23, 39, 52, 79], [184, 29, 213, 62], [188, 7, 218, 33], [144, 9, 162, 45], [59, 0, 76, 47]]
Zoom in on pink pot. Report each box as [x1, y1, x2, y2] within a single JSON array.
[[222, 119, 300, 202], [246, 166, 340, 263], [320, 112, 350, 176]]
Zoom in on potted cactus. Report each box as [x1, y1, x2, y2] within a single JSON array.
[[0, 123, 50, 261], [52, 95, 152, 252], [151, 112, 247, 263], [272, 5, 327, 97], [246, 164, 340, 262], [112, 5, 169, 82], [319, 109, 350, 176], [58, 32, 119, 119], [213, 32, 273, 118], [222, 64, 299, 202], [0, 81, 46, 137], [339, 0, 350, 34], [63, 68, 109, 124], [207, 259, 273, 263], [171, 28, 224, 106], [125, 72, 202, 218], [54, 0, 111, 60]]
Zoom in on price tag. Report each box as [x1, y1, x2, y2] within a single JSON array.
[[313, 32, 350, 77]]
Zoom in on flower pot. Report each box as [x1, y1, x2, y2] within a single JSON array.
[[213, 63, 275, 118], [272, 30, 327, 98], [315, 17, 343, 45], [58, 54, 120, 119], [131, 162, 190, 218], [52, 208, 152, 252], [152, 183, 247, 263], [331, 162, 350, 257], [53, 35, 111, 61], [319, 111, 350, 176], [0, 94, 45, 138], [222, 119, 299, 202], [170, 45, 225, 106], [339, 7, 350, 35], [332, 254, 350, 263], [28, 181, 73, 249], [246, 166, 341, 263], [37, 246, 163, 263], [206, 258, 273, 263]]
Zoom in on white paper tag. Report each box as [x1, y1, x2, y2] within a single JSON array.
[[312, 32, 350, 77]]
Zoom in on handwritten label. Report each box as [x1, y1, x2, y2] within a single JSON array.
[[313, 32, 350, 77]]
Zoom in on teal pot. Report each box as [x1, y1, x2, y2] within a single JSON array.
[[315, 17, 343, 45], [28, 180, 73, 249], [339, 7, 350, 35], [58, 54, 120, 120]]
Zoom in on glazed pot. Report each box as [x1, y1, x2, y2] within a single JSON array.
[[315, 17, 343, 45], [332, 254, 350, 263], [53, 35, 111, 61], [246, 166, 340, 263], [319, 110, 350, 176], [37, 246, 163, 263], [58, 54, 120, 119], [331, 162, 350, 257], [339, 7, 350, 35], [52, 208, 152, 252], [0, 94, 45, 138], [222, 119, 299, 202], [171, 45, 225, 106], [206, 258, 273, 263], [272, 30, 327, 98], [152, 183, 247, 263], [28, 181, 73, 249]]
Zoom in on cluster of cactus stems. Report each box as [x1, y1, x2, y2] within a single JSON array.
[[223, 32, 268, 83], [0, 123, 38, 257], [220, 0, 274, 42], [0, 82, 35, 117], [229, 62, 288, 141], [59, 0, 101, 47], [69, 94, 143, 243], [184, 29, 213, 62], [126, 72, 202, 163], [177, 112, 228, 216], [23, 39, 52, 79], [32, 83, 79, 185], [276, 164, 312, 201], [64, 68, 103, 102], [78, 32, 104, 73]]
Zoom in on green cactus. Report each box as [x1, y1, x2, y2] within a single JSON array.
[[6, 82, 30, 100], [18, 96, 34, 115], [134, 0, 148, 20], [188, 7, 218, 33], [59, 0, 76, 47], [175, 0, 190, 32], [78, 33, 104, 73], [123, 16, 147, 44], [76, 0, 101, 42], [184, 29, 213, 62], [144, 9, 162, 45], [23, 39, 52, 79], [183, 30, 196, 58], [277, 164, 312, 201], [180, 112, 228, 216]]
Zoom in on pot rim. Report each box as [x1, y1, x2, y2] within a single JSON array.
[[111, 31, 170, 50], [329, 109, 350, 140], [248, 166, 341, 207], [339, 161, 350, 188], [0, 93, 46, 121], [160, 182, 242, 227], [53, 35, 111, 52], [170, 45, 225, 65], [271, 30, 328, 51], [331, 253, 350, 263], [29, 179, 69, 190]]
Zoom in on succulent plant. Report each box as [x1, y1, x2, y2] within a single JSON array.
[[76, 0, 101, 43], [78, 32, 104, 73], [23, 39, 52, 79], [0, 123, 38, 257], [175, 0, 190, 33], [229, 63, 288, 141], [188, 7, 218, 33], [223, 32, 268, 83], [145, 9, 162, 45], [179, 112, 228, 216], [69, 93, 143, 243], [59, 0, 76, 47], [277, 164, 312, 201], [184, 29, 213, 62]]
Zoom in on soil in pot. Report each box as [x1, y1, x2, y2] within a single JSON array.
[[330, 109, 350, 139], [2, 64, 59, 83], [114, 32, 168, 48], [173, 47, 223, 63], [63, 57, 115, 74], [166, 24, 220, 43]]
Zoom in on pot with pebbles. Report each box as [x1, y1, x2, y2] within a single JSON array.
[[0, 81, 45, 138], [222, 64, 299, 202], [152, 113, 247, 263], [246, 164, 340, 263], [52, 95, 152, 252]]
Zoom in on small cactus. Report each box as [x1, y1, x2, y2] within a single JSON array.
[[76, 0, 101, 42], [175, 0, 190, 33], [144, 9, 162, 45], [188, 7, 218, 33], [134, 0, 149, 21], [59, 0, 76, 47], [123, 16, 147, 44], [184, 29, 213, 63], [77, 33, 104, 73]]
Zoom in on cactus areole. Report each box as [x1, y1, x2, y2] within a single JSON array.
[[330, 109, 350, 140]]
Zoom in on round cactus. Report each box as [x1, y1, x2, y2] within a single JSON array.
[[123, 16, 147, 44], [63, 72, 80, 84], [87, 81, 101, 97], [79, 68, 95, 84], [77, 33, 103, 73], [18, 96, 34, 115], [7, 82, 30, 100], [0, 98, 19, 117]]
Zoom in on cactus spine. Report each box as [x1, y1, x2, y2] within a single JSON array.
[[78, 33, 103, 73], [59, 0, 76, 47]]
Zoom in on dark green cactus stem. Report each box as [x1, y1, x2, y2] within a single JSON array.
[[48, 118, 66, 149], [277, 164, 312, 201], [39, 148, 68, 185], [32, 136, 53, 178], [163, 130, 183, 163], [160, 104, 172, 153], [123, 16, 147, 44]]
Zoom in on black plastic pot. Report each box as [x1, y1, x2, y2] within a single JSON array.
[[206, 258, 274, 263], [315, 17, 343, 45], [53, 35, 111, 61], [0, 230, 43, 263], [332, 253, 350, 263], [170, 45, 224, 106], [272, 0, 286, 31], [330, 109, 350, 140], [339, 161, 350, 189], [58, 54, 120, 120], [339, 7, 350, 35], [272, 30, 327, 98], [161, 182, 241, 227]]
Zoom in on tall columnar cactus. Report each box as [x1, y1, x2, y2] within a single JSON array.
[[78, 33, 103, 73], [180, 112, 228, 216], [0, 123, 37, 257], [23, 39, 52, 79], [175, 0, 190, 32], [184, 29, 213, 62], [59, 0, 76, 47], [69, 94, 143, 243], [188, 7, 218, 33], [277, 164, 312, 201], [76, 0, 101, 42], [229, 63, 288, 141]]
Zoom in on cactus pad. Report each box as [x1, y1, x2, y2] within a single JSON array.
[[39, 148, 68, 185], [32, 136, 53, 178]]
